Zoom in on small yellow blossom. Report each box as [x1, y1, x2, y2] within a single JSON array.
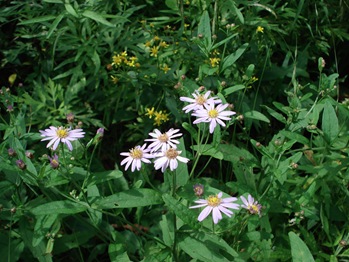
[[153, 36, 161, 42], [126, 60, 135, 67], [256, 26, 264, 33], [159, 41, 169, 48], [184, 23, 190, 28], [145, 41, 152, 47], [161, 64, 171, 73], [154, 110, 169, 126], [110, 75, 118, 84], [112, 55, 123, 66], [210, 57, 220, 67], [150, 46, 159, 57], [145, 107, 155, 118], [251, 76, 258, 82], [121, 51, 128, 57]]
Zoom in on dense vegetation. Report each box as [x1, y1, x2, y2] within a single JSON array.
[[1, 0, 349, 261]]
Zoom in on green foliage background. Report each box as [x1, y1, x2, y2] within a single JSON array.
[[1, 0, 349, 261]]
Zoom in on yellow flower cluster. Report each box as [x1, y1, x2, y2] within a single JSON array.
[[210, 57, 220, 67], [145, 107, 170, 126], [256, 26, 264, 33], [144, 35, 170, 58], [112, 51, 139, 68]]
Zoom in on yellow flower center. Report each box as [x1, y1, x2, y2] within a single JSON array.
[[251, 204, 260, 213], [56, 127, 68, 138], [130, 147, 143, 159], [158, 133, 169, 142], [207, 194, 221, 207], [196, 95, 206, 105], [208, 109, 218, 118], [165, 148, 178, 159]]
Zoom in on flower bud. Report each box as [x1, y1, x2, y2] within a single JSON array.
[[16, 159, 26, 170], [193, 184, 204, 197]]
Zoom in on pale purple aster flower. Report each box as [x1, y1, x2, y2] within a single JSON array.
[[153, 148, 189, 172], [180, 90, 221, 113], [190, 192, 240, 224], [40, 126, 85, 151], [120, 144, 153, 172], [145, 128, 182, 152], [192, 102, 236, 133], [48, 154, 59, 169], [240, 194, 262, 215]]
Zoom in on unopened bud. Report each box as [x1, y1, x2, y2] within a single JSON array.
[[25, 151, 34, 159], [8, 148, 16, 157], [66, 113, 75, 123], [193, 184, 204, 197], [16, 159, 26, 170]]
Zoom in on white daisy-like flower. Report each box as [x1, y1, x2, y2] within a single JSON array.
[[120, 144, 153, 172], [190, 192, 240, 224], [180, 90, 221, 113], [153, 148, 189, 172], [145, 128, 182, 152], [40, 126, 85, 151], [192, 102, 236, 133], [240, 194, 262, 215]]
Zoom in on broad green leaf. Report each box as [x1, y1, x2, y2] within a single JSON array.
[[191, 144, 223, 160], [65, 4, 78, 18], [18, 15, 56, 25], [321, 99, 338, 144], [178, 232, 244, 262], [198, 10, 212, 51], [264, 105, 286, 123], [279, 130, 309, 145], [159, 214, 174, 246], [108, 243, 131, 262], [82, 10, 116, 27], [221, 43, 248, 72], [222, 84, 245, 96], [244, 110, 270, 123], [92, 188, 163, 209], [289, 232, 315, 262], [232, 3, 244, 24], [33, 215, 58, 247], [31, 200, 88, 216], [165, 0, 178, 10], [162, 194, 199, 229], [88, 170, 123, 187]]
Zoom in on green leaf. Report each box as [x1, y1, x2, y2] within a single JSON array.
[[289, 232, 315, 262], [108, 243, 131, 262], [191, 144, 224, 160], [178, 232, 245, 262], [221, 43, 248, 72], [31, 200, 88, 216], [162, 194, 199, 229], [92, 188, 163, 209], [264, 105, 286, 123], [33, 215, 58, 247], [82, 10, 116, 27], [46, 13, 64, 38], [222, 84, 245, 96], [88, 170, 123, 187], [321, 99, 338, 144], [18, 15, 56, 25], [244, 110, 270, 123], [65, 4, 78, 18], [198, 10, 212, 51]]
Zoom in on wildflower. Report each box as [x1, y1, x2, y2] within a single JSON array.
[[25, 151, 34, 159], [145, 128, 182, 152], [210, 57, 220, 67], [48, 154, 59, 169], [16, 159, 26, 170], [190, 192, 240, 224], [161, 64, 171, 73], [39, 126, 85, 151], [193, 184, 204, 197], [240, 194, 262, 215], [192, 102, 236, 133], [6, 105, 14, 112], [145, 107, 156, 118], [112, 55, 123, 66], [66, 113, 74, 123], [150, 46, 159, 57], [153, 36, 160, 42], [8, 148, 16, 157], [145, 40, 152, 47], [153, 148, 189, 172], [256, 26, 264, 33], [111, 75, 119, 84], [120, 144, 153, 172], [159, 41, 169, 48], [180, 90, 221, 113], [153, 111, 169, 126]]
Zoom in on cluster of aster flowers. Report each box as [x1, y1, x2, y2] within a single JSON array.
[[190, 184, 262, 224], [180, 90, 236, 133], [120, 128, 189, 173]]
